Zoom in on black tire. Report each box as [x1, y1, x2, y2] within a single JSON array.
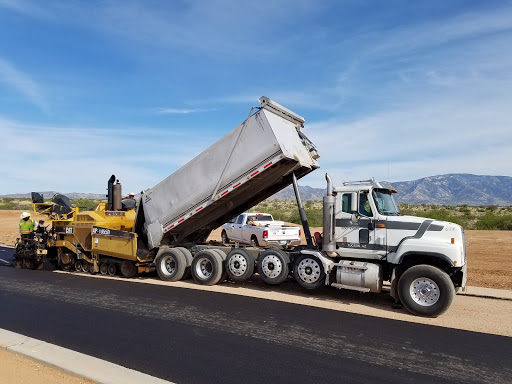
[[155, 247, 187, 282], [74, 260, 82, 272], [121, 260, 137, 278], [257, 248, 289, 285], [398, 265, 455, 317], [221, 230, 229, 244], [174, 247, 193, 280], [191, 250, 223, 286], [80, 260, 89, 273], [89, 262, 96, 275], [250, 236, 259, 247], [225, 248, 255, 283], [211, 249, 228, 283], [293, 254, 326, 290], [99, 263, 108, 275], [107, 264, 116, 276]]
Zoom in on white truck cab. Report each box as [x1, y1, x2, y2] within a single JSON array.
[[294, 175, 467, 317]]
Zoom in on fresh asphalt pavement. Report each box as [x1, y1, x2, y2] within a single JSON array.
[[0, 246, 511, 384]]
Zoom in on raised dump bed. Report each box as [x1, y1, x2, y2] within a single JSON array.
[[136, 97, 320, 248]]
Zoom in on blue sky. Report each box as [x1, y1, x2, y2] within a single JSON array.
[[0, 0, 511, 194]]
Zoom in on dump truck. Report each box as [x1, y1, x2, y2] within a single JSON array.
[[28, 96, 466, 317]]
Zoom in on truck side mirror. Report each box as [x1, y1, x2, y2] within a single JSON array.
[[350, 192, 358, 214]]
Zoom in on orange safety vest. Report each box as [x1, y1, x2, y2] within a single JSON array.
[[19, 219, 35, 234]]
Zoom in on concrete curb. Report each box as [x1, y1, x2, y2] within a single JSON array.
[[458, 286, 512, 301], [0, 328, 174, 384]]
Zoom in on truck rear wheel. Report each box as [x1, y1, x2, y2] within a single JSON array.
[[257, 249, 289, 285], [226, 248, 254, 282], [221, 230, 229, 244], [398, 265, 455, 317], [175, 247, 193, 279], [293, 254, 325, 290], [156, 248, 187, 282], [191, 250, 223, 286]]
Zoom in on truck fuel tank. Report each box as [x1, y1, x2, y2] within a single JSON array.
[[332, 260, 383, 293]]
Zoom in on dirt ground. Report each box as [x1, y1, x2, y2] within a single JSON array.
[[1, 210, 511, 289], [0, 348, 96, 384]]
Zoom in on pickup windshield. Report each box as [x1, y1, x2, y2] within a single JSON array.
[[372, 189, 400, 216]]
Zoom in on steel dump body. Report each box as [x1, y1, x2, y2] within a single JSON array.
[[138, 106, 319, 248]]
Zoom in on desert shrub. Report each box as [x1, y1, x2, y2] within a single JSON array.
[[475, 213, 512, 230], [70, 199, 103, 211], [0, 198, 32, 210]]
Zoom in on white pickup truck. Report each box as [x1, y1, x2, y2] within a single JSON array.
[[221, 213, 301, 248]]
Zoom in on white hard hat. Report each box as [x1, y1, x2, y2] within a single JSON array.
[[20, 212, 31, 219], [129, 192, 135, 196]]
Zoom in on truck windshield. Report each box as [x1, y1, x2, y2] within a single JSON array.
[[372, 190, 400, 216]]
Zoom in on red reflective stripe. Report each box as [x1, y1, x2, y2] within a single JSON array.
[[251, 171, 259, 177], [264, 162, 273, 168], [196, 206, 203, 212], [178, 219, 184, 223], [221, 190, 229, 196], [168, 224, 175, 230], [232, 183, 241, 189]]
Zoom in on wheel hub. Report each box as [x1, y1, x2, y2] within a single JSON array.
[[262, 255, 282, 278], [297, 258, 321, 283], [410, 278, 440, 306], [197, 258, 212, 278], [228, 254, 247, 276], [163, 256, 176, 275]]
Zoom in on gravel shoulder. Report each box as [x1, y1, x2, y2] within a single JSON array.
[[0, 347, 96, 384]]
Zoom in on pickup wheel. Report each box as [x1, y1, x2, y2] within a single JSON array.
[[257, 249, 289, 285], [192, 250, 224, 286], [226, 248, 255, 282], [250, 236, 259, 247], [398, 265, 455, 317], [155, 247, 187, 282], [221, 230, 229, 244], [293, 254, 325, 290]]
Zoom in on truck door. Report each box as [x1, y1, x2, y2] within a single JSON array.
[[335, 192, 385, 260], [231, 215, 245, 241]]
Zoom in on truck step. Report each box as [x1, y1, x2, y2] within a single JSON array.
[[331, 283, 370, 293]]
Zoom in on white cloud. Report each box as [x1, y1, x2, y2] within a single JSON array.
[[0, 117, 215, 194], [0, 57, 49, 113], [155, 107, 217, 115]]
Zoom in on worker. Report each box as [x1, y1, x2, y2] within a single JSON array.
[[359, 193, 373, 216], [248, 217, 260, 226], [19, 212, 37, 238], [123, 192, 136, 199]]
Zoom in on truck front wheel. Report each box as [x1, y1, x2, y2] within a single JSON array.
[[398, 265, 455, 317]]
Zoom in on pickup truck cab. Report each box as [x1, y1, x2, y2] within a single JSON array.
[[221, 213, 301, 248]]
